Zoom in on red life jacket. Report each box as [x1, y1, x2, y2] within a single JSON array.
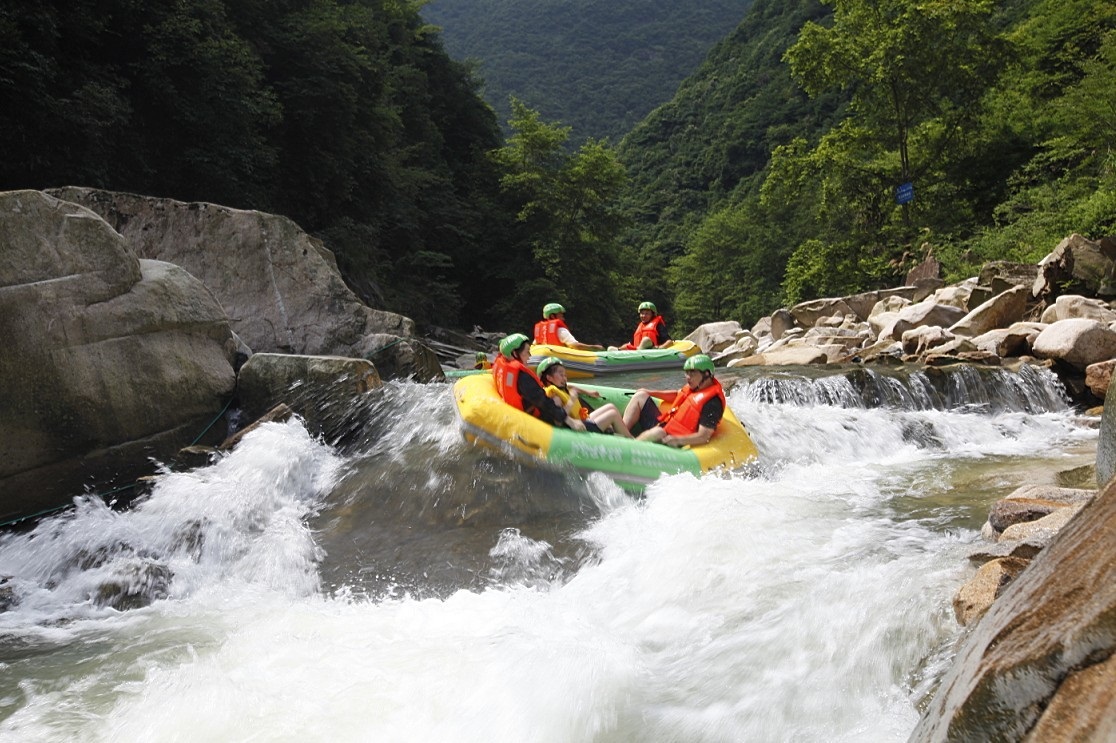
[[623, 315, 667, 350], [659, 377, 726, 436], [495, 356, 544, 417], [534, 318, 568, 345]]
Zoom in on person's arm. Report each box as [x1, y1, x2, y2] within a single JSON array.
[[520, 375, 584, 429], [558, 326, 604, 351], [568, 384, 601, 399], [661, 425, 715, 448]]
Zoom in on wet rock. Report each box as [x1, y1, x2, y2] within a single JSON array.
[[911, 477, 1116, 741], [0, 190, 237, 522], [953, 556, 1030, 627], [236, 353, 381, 445], [93, 559, 173, 611], [988, 498, 1062, 533]]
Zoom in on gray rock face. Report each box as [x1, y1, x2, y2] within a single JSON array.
[[46, 187, 441, 379], [0, 190, 237, 520], [1098, 377, 1116, 487]]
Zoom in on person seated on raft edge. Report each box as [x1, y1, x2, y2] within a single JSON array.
[[493, 333, 585, 431], [612, 301, 672, 351], [621, 354, 725, 448], [536, 357, 634, 438], [533, 302, 604, 351], [473, 351, 492, 370]]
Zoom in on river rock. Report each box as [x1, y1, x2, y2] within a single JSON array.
[[1040, 294, 1116, 323], [728, 346, 830, 367], [0, 190, 237, 521], [948, 285, 1030, 338], [235, 353, 382, 445], [46, 187, 441, 380], [1025, 653, 1116, 740], [911, 476, 1116, 741], [952, 556, 1029, 627], [878, 300, 967, 342], [1086, 358, 1116, 398], [1032, 318, 1116, 370], [1034, 233, 1116, 300], [685, 321, 744, 353]]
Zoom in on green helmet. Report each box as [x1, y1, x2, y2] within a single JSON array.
[[542, 302, 565, 318], [683, 354, 715, 373], [638, 301, 657, 313], [475, 351, 488, 362], [535, 357, 563, 378], [499, 333, 530, 359]]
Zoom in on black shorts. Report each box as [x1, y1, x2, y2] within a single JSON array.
[[637, 399, 662, 434], [584, 420, 603, 434]]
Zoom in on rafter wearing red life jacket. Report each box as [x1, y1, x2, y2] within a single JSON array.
[[658, 377, 726, 436], [495, 355, 546, 418], [534, 317, 568, 345], [620, 315, 668, 350]]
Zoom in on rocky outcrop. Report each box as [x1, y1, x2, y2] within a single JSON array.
[[46, 187, 441, 380], [0, 190, 237, 520], [911, 476, 1116, 742]]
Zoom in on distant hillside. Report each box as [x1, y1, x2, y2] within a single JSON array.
[[614, 0, 1116, 331], [616, 0, 845, 322], [421, 0, 754, 142]]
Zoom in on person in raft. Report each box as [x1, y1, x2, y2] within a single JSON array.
[[618, 301, 671, 350], [473, 351, 492, 370], [536, 357, 633, 438], [493, 333, 585, 431], [533, 303, 604, 351], [622, 354, 725, 448]]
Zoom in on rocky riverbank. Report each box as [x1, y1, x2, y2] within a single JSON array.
[[3, 186, 1116, 738]]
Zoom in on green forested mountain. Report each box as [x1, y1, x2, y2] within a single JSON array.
[[421, 0, 754, 143], [618, 0, 1116, 332], [4, 0, 1112, 345]]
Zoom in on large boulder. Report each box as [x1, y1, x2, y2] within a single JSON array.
[[948, 285, 1030, 338], [1034, 233, 1116, 300], [0, 190, 237, 520], [1032, 318, 1116, 370], [911, 477, 1116, 741], [235, 353, 382, 445], [877, 300, 967, 341], [1039, 293, 1116, 324], [684, 321, 744, 354], [46, 187, 441, 380]]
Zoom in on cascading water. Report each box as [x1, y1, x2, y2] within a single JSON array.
[[0, 364, 1096, 741]]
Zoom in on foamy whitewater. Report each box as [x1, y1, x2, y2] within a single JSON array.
[[0, 366, 1097, 742]]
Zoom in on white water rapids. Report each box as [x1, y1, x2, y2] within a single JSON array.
[[0, 365, 1097, 741]]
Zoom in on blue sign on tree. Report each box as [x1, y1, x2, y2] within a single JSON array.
[[896, 182, 914, 204]]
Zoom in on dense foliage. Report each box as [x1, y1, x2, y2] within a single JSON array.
[[0, 0, 525, 331], [4, 0, 1113, 342], [420, 0, 753, 144], [618, 0, 1116, 332]]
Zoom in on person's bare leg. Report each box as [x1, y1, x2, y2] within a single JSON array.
[[623, 389, 651, 430]]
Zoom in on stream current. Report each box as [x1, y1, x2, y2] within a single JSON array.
[[0, 363, 1097, 741]]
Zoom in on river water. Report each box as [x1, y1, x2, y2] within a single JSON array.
[[0, 364, 1097, 741]]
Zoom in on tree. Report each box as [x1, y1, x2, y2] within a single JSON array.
[[774, 0, 1008, 296], [490, 99, 632, 338]]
